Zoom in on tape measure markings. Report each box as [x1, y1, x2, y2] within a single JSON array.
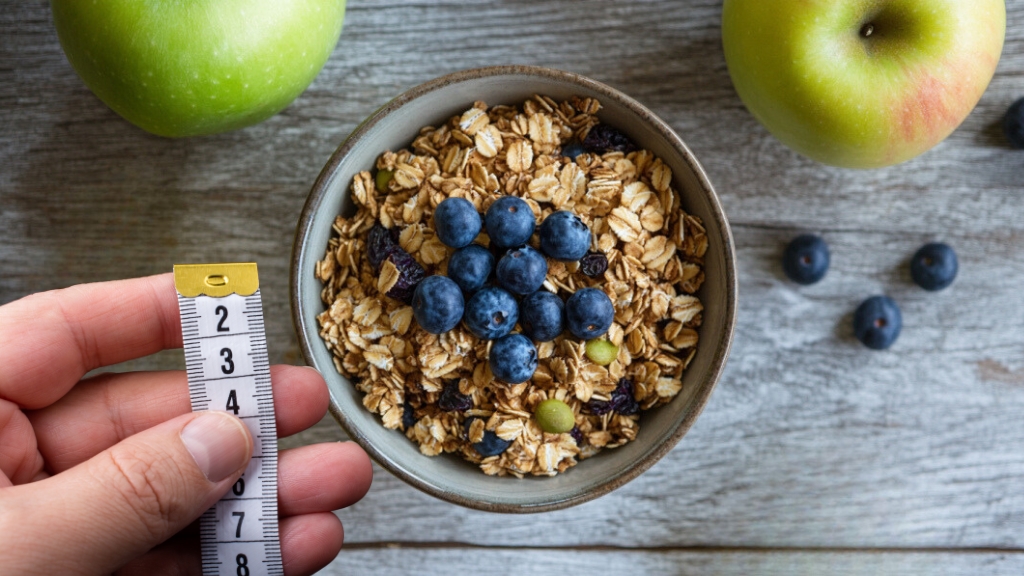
[[175, 264, 283, 576]]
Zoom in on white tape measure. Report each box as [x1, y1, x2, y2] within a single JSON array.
[[174, 263, 283, 576]]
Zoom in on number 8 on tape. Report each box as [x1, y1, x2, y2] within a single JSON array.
[[174, 263, 283, 576]]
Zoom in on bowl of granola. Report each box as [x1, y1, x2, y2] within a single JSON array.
[[292, 65, 737, 512]]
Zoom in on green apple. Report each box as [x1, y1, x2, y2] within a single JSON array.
[[51, 0, 346, 137], [722, 0, 1005, 169]]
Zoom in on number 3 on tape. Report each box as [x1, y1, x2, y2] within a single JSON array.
[[174, 263, 283, 576]]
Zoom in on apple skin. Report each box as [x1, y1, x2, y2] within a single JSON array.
[[722, 0, 1005, 169], [51, 0, 346, 138]]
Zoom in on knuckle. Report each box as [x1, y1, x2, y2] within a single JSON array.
[[105, 448, 184, 540]]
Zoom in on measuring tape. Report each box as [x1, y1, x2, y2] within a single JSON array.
[[174, 263, 283, 576]]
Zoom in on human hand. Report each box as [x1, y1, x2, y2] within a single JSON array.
[[0, 274, 373, 575]]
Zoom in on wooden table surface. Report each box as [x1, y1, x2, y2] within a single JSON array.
[[4, 1, 1024, 574]]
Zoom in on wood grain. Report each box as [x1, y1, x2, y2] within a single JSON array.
[[321, 548, 1024, 576], [4, 0, 1024, 571]]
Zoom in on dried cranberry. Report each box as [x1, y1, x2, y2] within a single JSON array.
[[579, 252, 608, 277], [582, 124, 638, 154], [437, 380, 472, 412], [368, 222, 399, 270], [585, 378, 639, 416], [384, 249, 426, 304]]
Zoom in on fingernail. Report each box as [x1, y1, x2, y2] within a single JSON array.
[[181, 412, 251, 482]]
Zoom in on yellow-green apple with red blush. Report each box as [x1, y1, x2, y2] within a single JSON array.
[[722, 0, 1005, 169], [51, 0, 346, 137]]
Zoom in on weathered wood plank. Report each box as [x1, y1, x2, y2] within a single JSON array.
[[321, 547, 1024, 576], [4, 0, 1024, 558]]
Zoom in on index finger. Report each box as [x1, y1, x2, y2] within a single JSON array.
[[0, 273, 181, 409]]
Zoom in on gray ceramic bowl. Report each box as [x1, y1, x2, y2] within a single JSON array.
[[292, 65, 737, 513]]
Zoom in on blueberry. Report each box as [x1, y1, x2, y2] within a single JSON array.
[[853, 295, 902, 350], [464, 417, 512, 457], [1004, 97, 1024, 149], [561, 140, 585, 160], [910, 242, 958, 291], [434, 197, 481, 248], [539, 211, 591, 262], [411, 275, 465, 334], [565, 287, 614, 340], [485, 196, 536, 249], [447, 244, 494, 294], [489, 333, 538, 384], [782, 234, 829, 285], [496, 245, 548, 295], [519, 290, 564, 342], [463, 287, 519, 340]]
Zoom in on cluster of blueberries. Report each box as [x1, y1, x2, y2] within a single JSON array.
[[409, 195, 614, 384], [783, 234, 958, 350]]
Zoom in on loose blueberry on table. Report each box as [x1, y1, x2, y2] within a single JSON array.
[[1004, 97, 1024, 150], [782, 234, 830, 285], [910, 242, 957, 291], [463, 286, 519, 340], [853, 295, 902, 350], [485, 196, 535, 249]]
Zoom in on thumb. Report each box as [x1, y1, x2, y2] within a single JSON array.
[[7, 411, 252, 575]]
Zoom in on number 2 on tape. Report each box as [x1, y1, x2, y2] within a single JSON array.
[[174, 263, 283, 576]]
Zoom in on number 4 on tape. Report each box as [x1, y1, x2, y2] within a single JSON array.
[[174, 263, 283, 576]]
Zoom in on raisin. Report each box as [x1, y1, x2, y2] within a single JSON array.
[[367, 222, 399, 270], [579, 252, 608, 277], [437, 380, 472, 412], [612, 378, 639, 415], [582, 124, 638, 154], [384, 249, 426, 304], [569, 426, 585, 446], [585, 378, 638, 416], [402, 401, 416, 430]]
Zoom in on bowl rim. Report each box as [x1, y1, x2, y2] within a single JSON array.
[[291, 64, 738, 513]]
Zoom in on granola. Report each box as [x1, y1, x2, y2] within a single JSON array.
[[315, 95, 707, 477]]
